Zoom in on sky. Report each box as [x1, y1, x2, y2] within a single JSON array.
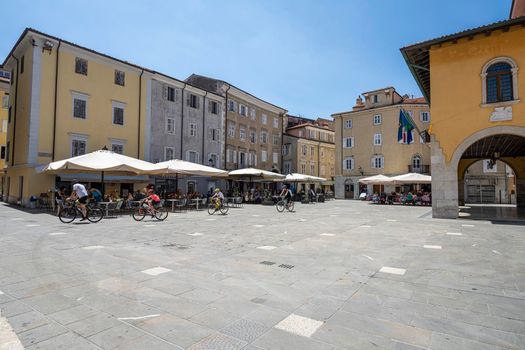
[[0, 0, 512, 118]]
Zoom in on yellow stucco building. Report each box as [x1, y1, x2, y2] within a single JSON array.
[[402, 15, 525, 218], [0, 69, 9, 196]]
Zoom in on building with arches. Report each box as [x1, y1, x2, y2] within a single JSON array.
[[401, 15, 525, 218]]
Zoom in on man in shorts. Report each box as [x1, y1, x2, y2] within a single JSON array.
[[68, 179, 89, 220]]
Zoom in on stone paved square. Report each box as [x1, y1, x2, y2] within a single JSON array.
[[0, 200, 524, 349]]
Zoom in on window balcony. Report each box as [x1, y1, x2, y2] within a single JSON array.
[[408, 165, 430, 174]]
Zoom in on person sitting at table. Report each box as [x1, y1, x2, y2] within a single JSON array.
[[89, 188, 102, 204], [405, 191, 414, 205], [309, 188, 317, 202], [421, 192, 431, 206]]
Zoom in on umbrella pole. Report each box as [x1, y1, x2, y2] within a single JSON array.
[[101, 171, 105, 198], [175, 174, 178, 194]]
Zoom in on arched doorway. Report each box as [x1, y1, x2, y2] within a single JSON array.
[[344, 178, 354, 199], [432, 126, 525, 219], [461, 159, 516, 205]]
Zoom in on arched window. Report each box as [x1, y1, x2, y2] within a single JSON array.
[[481, 57, 518, 105], [412, 155, 421, 170]]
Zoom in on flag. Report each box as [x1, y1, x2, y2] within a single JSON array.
[[398, 109, 415, 144]]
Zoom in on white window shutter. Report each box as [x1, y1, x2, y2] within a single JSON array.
[[163, 85, 168, 99]]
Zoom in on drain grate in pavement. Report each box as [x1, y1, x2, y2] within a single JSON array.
[[260, 261, 276, 265], [278, 264, 295, 269]]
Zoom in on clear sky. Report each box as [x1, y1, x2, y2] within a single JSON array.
[[0, 0, 512, 118]]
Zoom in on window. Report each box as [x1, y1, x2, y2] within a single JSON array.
[[0, 146, 5, 160], [239, 127, 246, 141], [250, 108, 256, 120], [2, 95, 8, 109], [273, 152, 278, 164], [282, 144, 291, 156], [226, 149, 232, 163], [186, 151, 199, 163], [373, 95, 378, 103], [261, 150, 267, 162], [111, 144, 123, 154], [486, 62, 514, 103], [343, 157, 354, 170], [113, 105, 124, 125], [210, 101, 218, 114], [343, 137, 354, 148], [284, 161, 291, 174], [164, 147, 175, 161], [114, 70, 125, 86], [249, 130, 256, 143], [373, 114, 382, 125], [302, 145, 307, 156], [208, 153, 217, 167], [166, 117, 175, 135], [167, 87, 176, 102], [2, 119, 7, 133], [372, 155, 384, 169], [72, 94, 87, 119], [373, 133, 382, 146], [310, 163, 315, 175], [261, 114, 267, 124], [71, 139, 86, 157], [20, 56, 24, 74], [301, 163, 306, 174], [189, 123, 197, 137], [228, 123, 236, 138], [273, 134, 279, 145], [260, 131, 267, 144], [208, 128, 219, 141], [273, 117, 279, 128], [189, 94, 199, 109], [228, 100, 237, 112], [483, 159, 498, 173], [239, 104, 247, 116], [75, 57, 88, 75], [420, 111, 430, 123], [298, 130, 304, 137], [310, 146, 315, 156], [412, 155, 421, 170], [345, 119, 352, 129]]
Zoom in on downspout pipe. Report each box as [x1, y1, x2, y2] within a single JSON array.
[[51, 40, 61, 161], [138, 69, 144, 158], [223, 85, 231, 170], [280, 113, 285, 173], [180, 83, 187, 159], [201, 91, 207, 164], [11, 54, 19, 166]]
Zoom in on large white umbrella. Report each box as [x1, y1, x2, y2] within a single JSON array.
[[148, 159, 228, 177], [359, 174, 393, 184], [283, 173, 326, 182], [390, 173, 431, 184], [228, 168, 285, 180], [39, 150, 156, 195]]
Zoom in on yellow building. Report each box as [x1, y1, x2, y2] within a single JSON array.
[[0, 69, 9, 196], [332, 87, 430, 199], [401, 15, 525, 218], [282, 117, 335, 191], [1, 28, 154, 205]]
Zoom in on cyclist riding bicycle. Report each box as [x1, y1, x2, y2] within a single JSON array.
[[279, 184, 292, 206], [68, 179, 89, 221], [144, 188, 161, 213], [211, 188, 224, 209]]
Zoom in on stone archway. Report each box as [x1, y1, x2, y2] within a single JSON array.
[[344, 178, 354, 199], [431, 125, 525, 218]]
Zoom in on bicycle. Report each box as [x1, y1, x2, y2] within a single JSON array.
[[58, 199, 104, 223], [132, 201, 168, 221], [208, 198, 229, 215], [276, 197, 294, 213]]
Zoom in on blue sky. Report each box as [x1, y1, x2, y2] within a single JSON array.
[[1, 0, 512, 118]]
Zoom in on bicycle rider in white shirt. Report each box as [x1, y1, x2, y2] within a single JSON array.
[[68, 179, 89, 221]]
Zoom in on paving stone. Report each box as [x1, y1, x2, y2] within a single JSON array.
[[112, 334, 180, 349], [25, 331, 100, 350], [6, 310, 50, 333], [274, 313, 323, 338], [67, 313, 121, 338], [189, 307, 241, 330], [47, 305, 98, 325], [244, 306, 289, 328], [253, 328, 332, 350], [187, 332, 247, 350], [87, 323, 145, 349], [222, 318, 268, 342], [17, 322, 69, 347], [22, 293, 79, 315]]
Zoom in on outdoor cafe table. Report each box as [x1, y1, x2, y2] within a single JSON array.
[[98, 202, 111, 217], [191, 198, 201, 210], [166, 199, 182, 212]]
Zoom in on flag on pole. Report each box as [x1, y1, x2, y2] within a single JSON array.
[[397, 109, 415, 144]]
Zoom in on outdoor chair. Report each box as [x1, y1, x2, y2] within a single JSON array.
[[235, 197, 243, 208], [199, 198, 207, 209], [175, 199, 187, 212], [186, 199, 198, 210]]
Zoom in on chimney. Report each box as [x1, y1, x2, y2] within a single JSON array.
[[352, 96, 365, 111], [510, 0, 525, 18]]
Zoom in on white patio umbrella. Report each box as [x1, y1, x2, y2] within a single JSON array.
[[38, 150, 156, 195], [228, 168, 285, 180], [390, 173, 431, 184], [283, 173, 326, 182], [359, 174, 393, 193], [148, 159, 228, 177]]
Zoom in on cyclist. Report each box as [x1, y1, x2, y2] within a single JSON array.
[[68, 180, 89, 221], [211, 188, 224, 209], [143, 188, 161, 213], [279, 184, 292, 207]]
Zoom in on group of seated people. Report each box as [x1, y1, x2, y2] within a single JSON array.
[[367, 191, 431, 206]]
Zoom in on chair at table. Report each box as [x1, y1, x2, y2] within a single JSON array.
[[235, 197, 243, 208], [175, 198, 187, 212], [199, 198, 207, 209]]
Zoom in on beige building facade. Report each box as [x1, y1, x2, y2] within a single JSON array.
[[282, 121, 335, 187], [0, 70, 9, 196], [332, 87, 431, 199], [186, 74, 287, 172]]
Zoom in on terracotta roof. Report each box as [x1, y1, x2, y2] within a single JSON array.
[[402, 97, 426, 104]]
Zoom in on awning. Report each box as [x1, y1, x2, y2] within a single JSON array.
[[57, 173, 150, 183], [321, 181, 334, 186]]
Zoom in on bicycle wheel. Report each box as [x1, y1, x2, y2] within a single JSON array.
[[219, 204, 229, 215], [276, 201, 285, 213], [59, 207, 77, 223], [154, 207, 168, 221], [207, 204, 216, 215], [87, 208, 104, 223], [132, 207, 146, 221], [286, 201, 295, 212]]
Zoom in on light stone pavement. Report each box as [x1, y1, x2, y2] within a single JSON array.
[[0, 200, 524, 349]]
